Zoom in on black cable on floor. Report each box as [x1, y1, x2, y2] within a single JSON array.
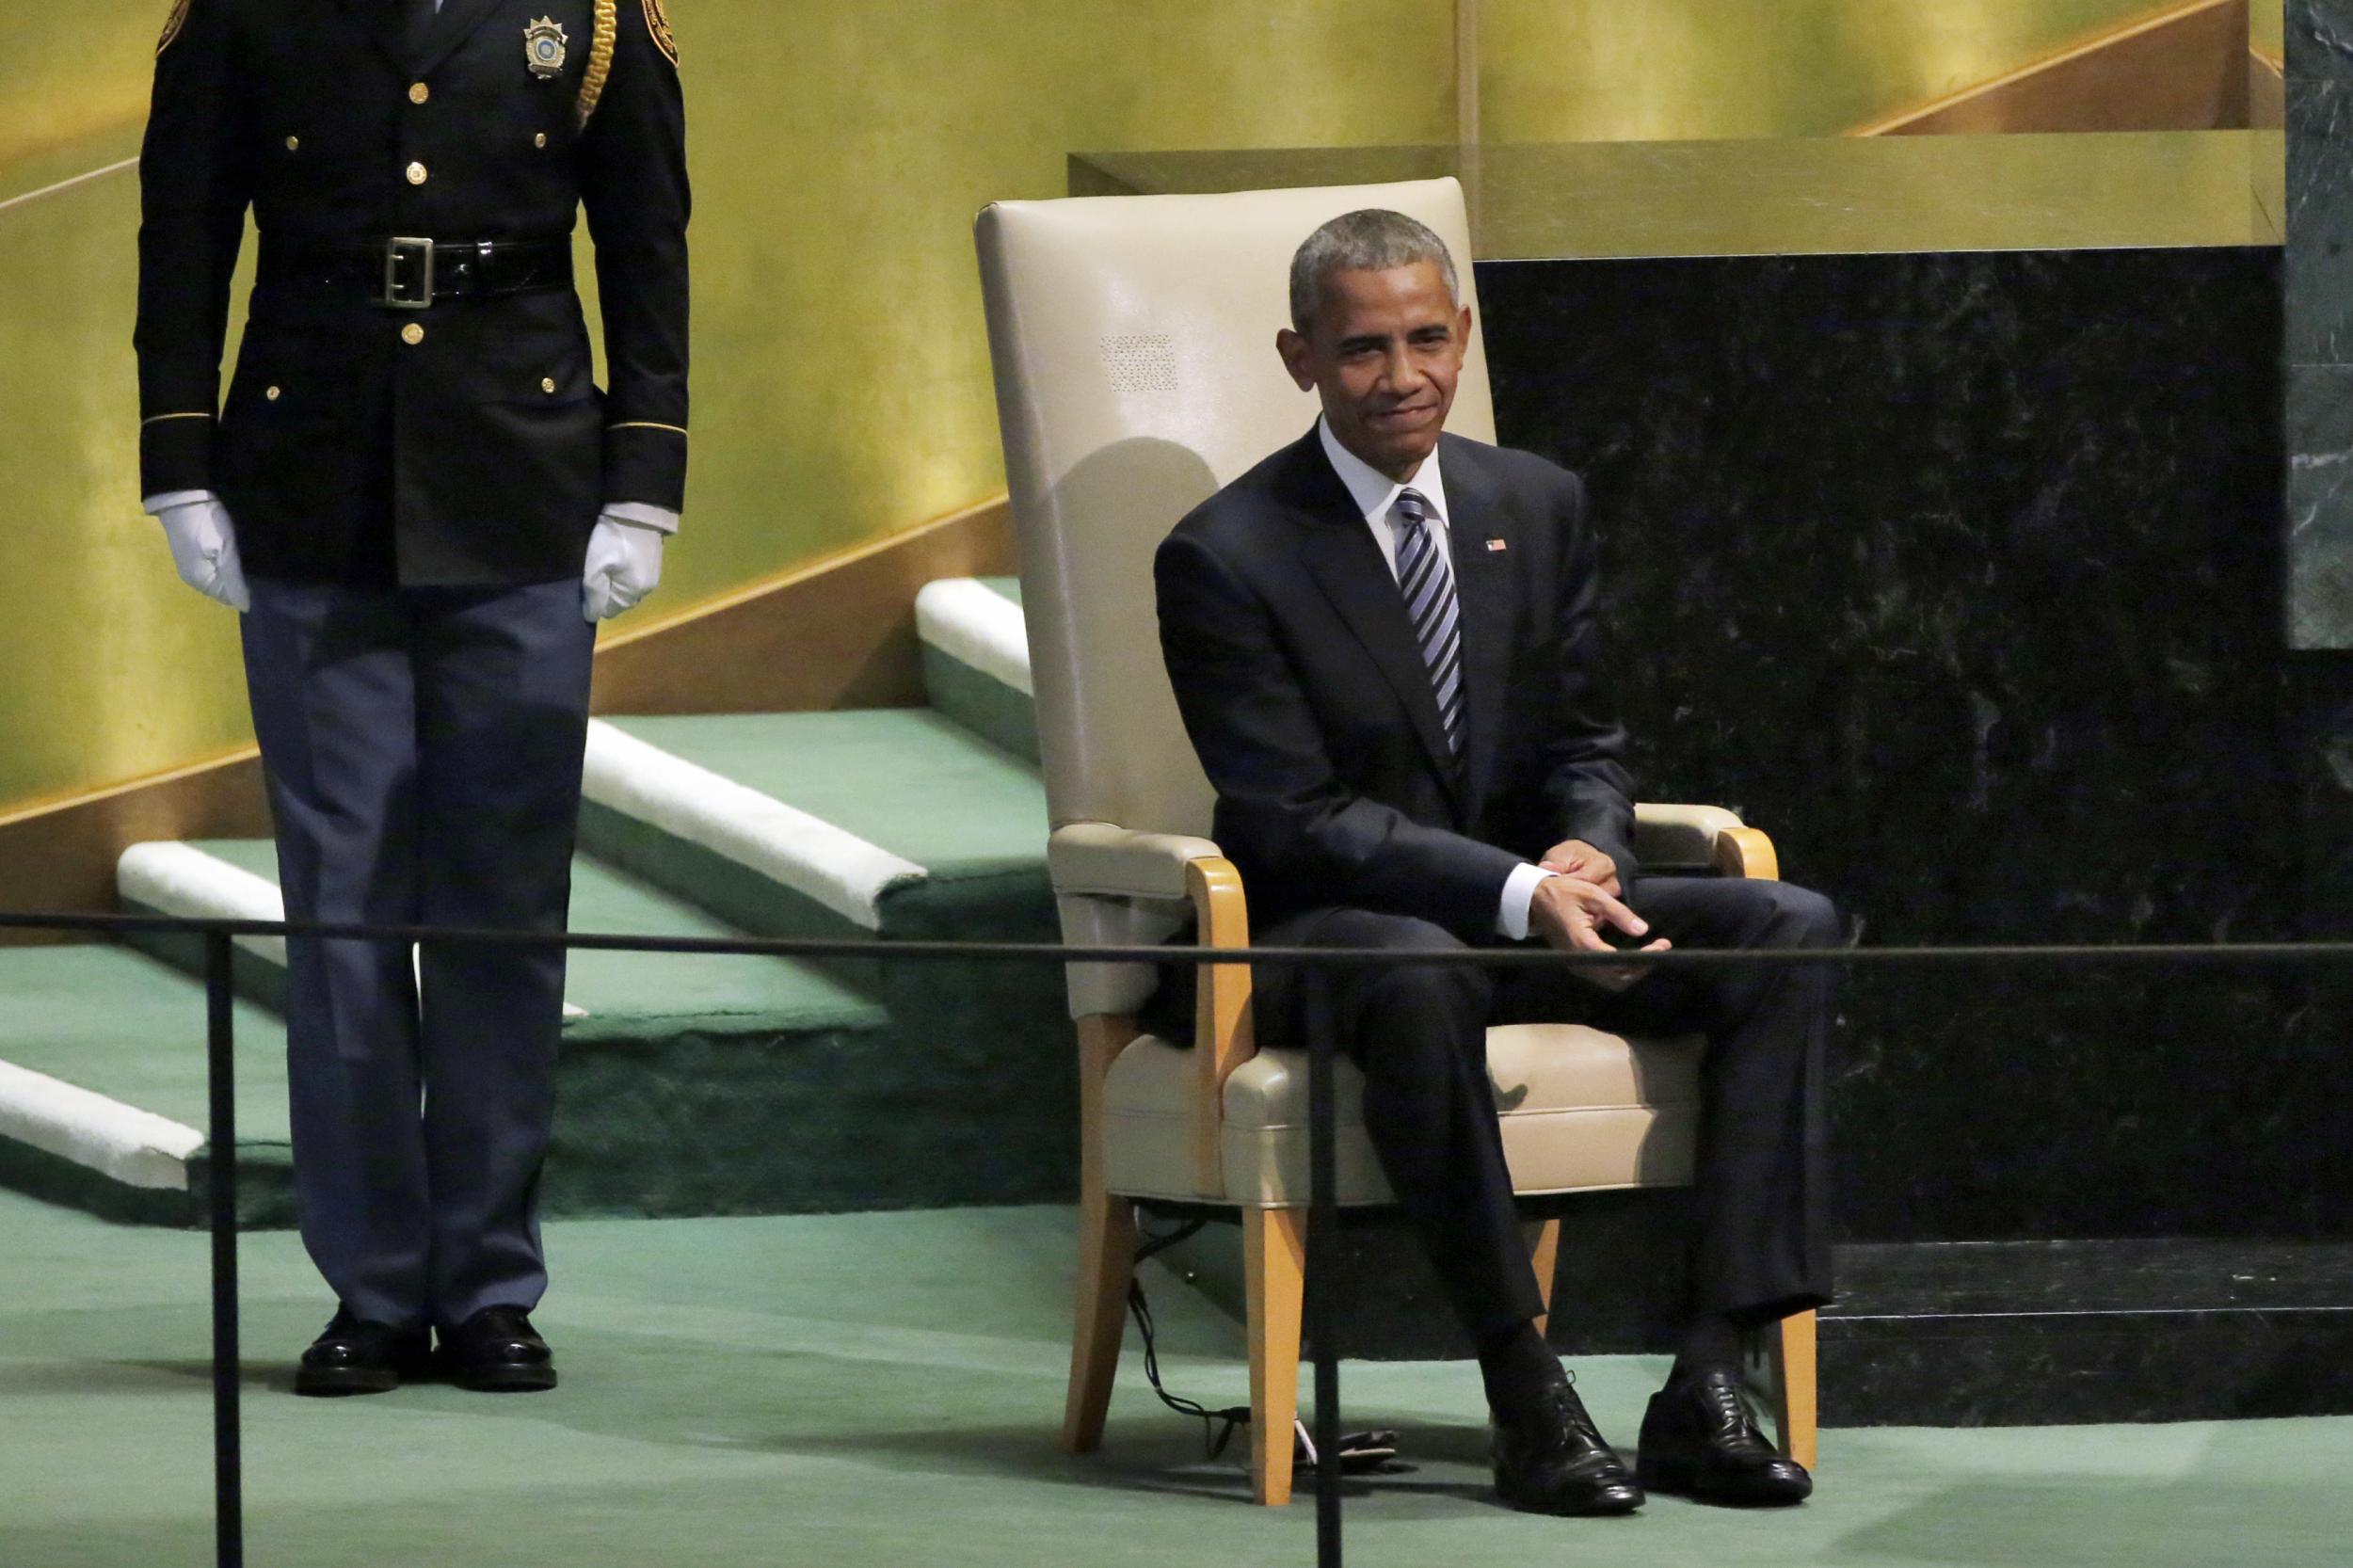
[[1128, 1218, 1251, 1460]]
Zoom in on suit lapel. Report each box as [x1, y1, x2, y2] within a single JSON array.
[[1440, 436, 1517, 815], [1282, 431, 1463, 801], [414, 0, 507, 77]]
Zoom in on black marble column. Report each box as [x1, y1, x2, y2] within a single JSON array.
[[2291, 1, 2353, 644]]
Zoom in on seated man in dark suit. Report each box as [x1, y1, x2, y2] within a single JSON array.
[[1152, 210, 1840, 1516]]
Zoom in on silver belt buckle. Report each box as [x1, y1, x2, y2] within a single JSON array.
[[382, 236, 435, 310]]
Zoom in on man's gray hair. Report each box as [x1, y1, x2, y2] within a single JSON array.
[[1288, 208, 1461, 333]]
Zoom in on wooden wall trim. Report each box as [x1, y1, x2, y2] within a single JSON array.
[[590, 492, 1015, 714], [1852, 0, 2250, 137], [0, 495, 1016, 937]]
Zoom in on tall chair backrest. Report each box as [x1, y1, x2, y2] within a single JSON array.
[[976, 179, 1494, 1012], [977, 177, 1493, 834]]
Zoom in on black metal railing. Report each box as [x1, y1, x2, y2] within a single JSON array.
[[5, 907, 2350, 1568]]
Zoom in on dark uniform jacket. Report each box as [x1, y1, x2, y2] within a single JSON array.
[[1153, 427, 1639, 944], [136, 0, 689, 586]]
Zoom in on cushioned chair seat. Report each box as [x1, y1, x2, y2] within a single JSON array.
[[1104, 1023, 1705, 1207]]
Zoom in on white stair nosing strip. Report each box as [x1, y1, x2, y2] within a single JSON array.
[[915, 577, 1034, 696], [0, 1059, 201, 1192], [117, 841, 589, 1019], [118, 840, 289, 968], [581, 720, 925, 932]]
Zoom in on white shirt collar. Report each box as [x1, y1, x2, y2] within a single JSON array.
[[1317, 416, 1450, 555]]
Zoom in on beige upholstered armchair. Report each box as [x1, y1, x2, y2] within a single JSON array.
[[974, 177, 1815, 1508]]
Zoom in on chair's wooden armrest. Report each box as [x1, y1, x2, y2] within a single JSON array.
[[1712, 825, 1779, 881], [1633, 803, 1745, 869], [1632, 803, 1780, 881], [1186, 856, 1255, 1195], [1048, 823, 1226, 901]]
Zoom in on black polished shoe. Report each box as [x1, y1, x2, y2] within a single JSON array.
[[439, 1305, 558, 1392], [1636, 1364, 1812, 1507], [1491, 1376, 1645, 1516], [294, 1307, 432, 1398]]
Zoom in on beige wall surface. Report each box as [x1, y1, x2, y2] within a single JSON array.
[[1479, 0, 2187, 141]]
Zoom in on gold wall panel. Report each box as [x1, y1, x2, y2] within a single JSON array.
[[2252, 0, 2284, 63], [0, 0, 1452, 814], [0, 162, 257, 816], [1479, 0, 2186, 141]]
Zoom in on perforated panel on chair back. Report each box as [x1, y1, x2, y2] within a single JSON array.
[[975, 179, 1494, 840]]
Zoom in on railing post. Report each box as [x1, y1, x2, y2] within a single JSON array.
[[1305, 968, 1342, 1567], [205, 931, 244, 1568]]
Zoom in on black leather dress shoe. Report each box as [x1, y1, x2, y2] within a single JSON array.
[[294, 1307, 432, 1398], [1636, 1365, 1812, 1506], [1491, 1378, 1645, 1516], [439, 1305, 558, 1392]]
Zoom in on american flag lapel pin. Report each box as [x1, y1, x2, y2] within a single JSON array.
[[1486, 537, 1508, 552]]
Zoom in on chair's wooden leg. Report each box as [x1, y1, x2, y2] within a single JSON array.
[[1064, 1014, 1140, 1455], [1063, 1186, 1137, 1453], [1243, 1205, 1306, 1506], [1765, 1309, 1819, 1472], [1522, 1218, 1561, 1336]]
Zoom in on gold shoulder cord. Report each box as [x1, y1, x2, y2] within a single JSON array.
[[575, 0, 618, 128], [157, 0, 193, 56]]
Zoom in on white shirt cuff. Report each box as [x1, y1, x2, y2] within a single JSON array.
[[1497, 863, 1556, 942], [145, 489, 216, 518], [601, 502, 680, 535]]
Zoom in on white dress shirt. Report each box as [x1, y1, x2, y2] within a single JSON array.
[[1315, 418, 1556, 941]]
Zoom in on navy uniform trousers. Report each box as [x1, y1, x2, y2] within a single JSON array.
[[242, 574, 595, 1330], [1240, 875, 1841, 1341]]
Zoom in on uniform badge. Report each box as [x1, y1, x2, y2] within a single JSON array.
[[524, 17, 570, 78]]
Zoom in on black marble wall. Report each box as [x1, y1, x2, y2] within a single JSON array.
[[1475, 248, 2348, 1244]]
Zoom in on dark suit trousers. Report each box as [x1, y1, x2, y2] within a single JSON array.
[[241, 576, 594, 1330], [1248, 876, 1840, 1340]]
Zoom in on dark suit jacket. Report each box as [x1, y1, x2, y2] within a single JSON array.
[[1154, 425, 1638, 945], [136, 0, 690, 586]]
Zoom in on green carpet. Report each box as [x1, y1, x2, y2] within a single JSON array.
[[0, 944, 289, 1143], [0, 1188, 2337, 1568]]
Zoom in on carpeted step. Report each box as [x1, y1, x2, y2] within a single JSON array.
[[575, 708, 1078, 1208], [581, 708, 1056, 944], [30, 838, 966, 1224], [0, 944, 293, 1226], [915, 575, 1036, 760]]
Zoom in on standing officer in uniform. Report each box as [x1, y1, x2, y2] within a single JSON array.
[[134, 0, 688, 1395]]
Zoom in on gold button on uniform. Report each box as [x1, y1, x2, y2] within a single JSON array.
[[408, 82, 430, 104], [284, 136, 299, 152], [534, 133, 548, 149], [541, 377, 557, 394], [401, 323, 425, 345], [264, 386, 281, 401], [406, 161, 428, 185]]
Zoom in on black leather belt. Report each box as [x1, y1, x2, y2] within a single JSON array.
[[261, 236, 574, 309]]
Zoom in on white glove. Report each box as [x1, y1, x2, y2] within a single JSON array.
[[582, 511, 668, 622], [155, 496, 250, 612]]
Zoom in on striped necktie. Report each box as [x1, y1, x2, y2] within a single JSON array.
[[1391, 488, 1465, 756]]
